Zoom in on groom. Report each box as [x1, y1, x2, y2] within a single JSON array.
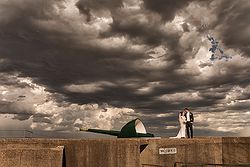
[[184, 108, 194, 138]]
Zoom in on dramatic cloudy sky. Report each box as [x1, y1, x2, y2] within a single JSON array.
[[0, 0, 250, 137]]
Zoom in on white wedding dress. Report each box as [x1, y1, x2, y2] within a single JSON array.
[[170, 112, 186, 138]]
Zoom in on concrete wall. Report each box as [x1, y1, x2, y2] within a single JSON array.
[[222, 137, 250, 164], [0, 146, 64, 167], [140, 137, 223, 167], [140, 137, 250, 167], [0, 138, 140, 167], [62, 139, 140, 167], [0, 137, 249, 167]]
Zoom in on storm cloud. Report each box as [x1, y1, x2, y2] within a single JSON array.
[[0, 0, 249, 137]]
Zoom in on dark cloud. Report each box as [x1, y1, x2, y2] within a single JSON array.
[[227, 101, 250, 111], [76, 0, 123, 11], [0, 101, 33, 119], [0, 0, 249, 136], [215, 0, 250, 56], [76, 0, 123, 22], [143, 0, 193, 21]]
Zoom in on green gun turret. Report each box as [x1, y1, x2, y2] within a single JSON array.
[[80, 118, 154, 138]]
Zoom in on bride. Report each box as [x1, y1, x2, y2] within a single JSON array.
[[171, 111, 186, 138]]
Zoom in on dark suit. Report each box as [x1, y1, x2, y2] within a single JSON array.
[[185, 111, 194, 138]]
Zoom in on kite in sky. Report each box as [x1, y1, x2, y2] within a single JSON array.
[[207, 35, 232, 61]]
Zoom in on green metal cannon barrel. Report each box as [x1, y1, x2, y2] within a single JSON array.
[[80, 118, 154, 138]]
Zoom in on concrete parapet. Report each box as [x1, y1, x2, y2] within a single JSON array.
[[222, 137, 250, 164], [0, 146, 64, 167], [63, 139, 140, 167], [140, 137, 250, 167], [140, 137, 223, 167], [0, 137, 249, 167], [0, 138, 140, 167]]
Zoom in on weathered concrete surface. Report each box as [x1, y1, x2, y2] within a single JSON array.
[[0, 137, 249, 167], [63, 139, 140, 167], [0, 138, 140, 167], [0, 146, 64, 167], [140, 137, 250, 167], [222, 137, 250, 164], [140, 137, 223, 167]]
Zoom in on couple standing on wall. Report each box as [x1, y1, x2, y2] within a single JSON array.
[[172, 108, 194, 138]]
